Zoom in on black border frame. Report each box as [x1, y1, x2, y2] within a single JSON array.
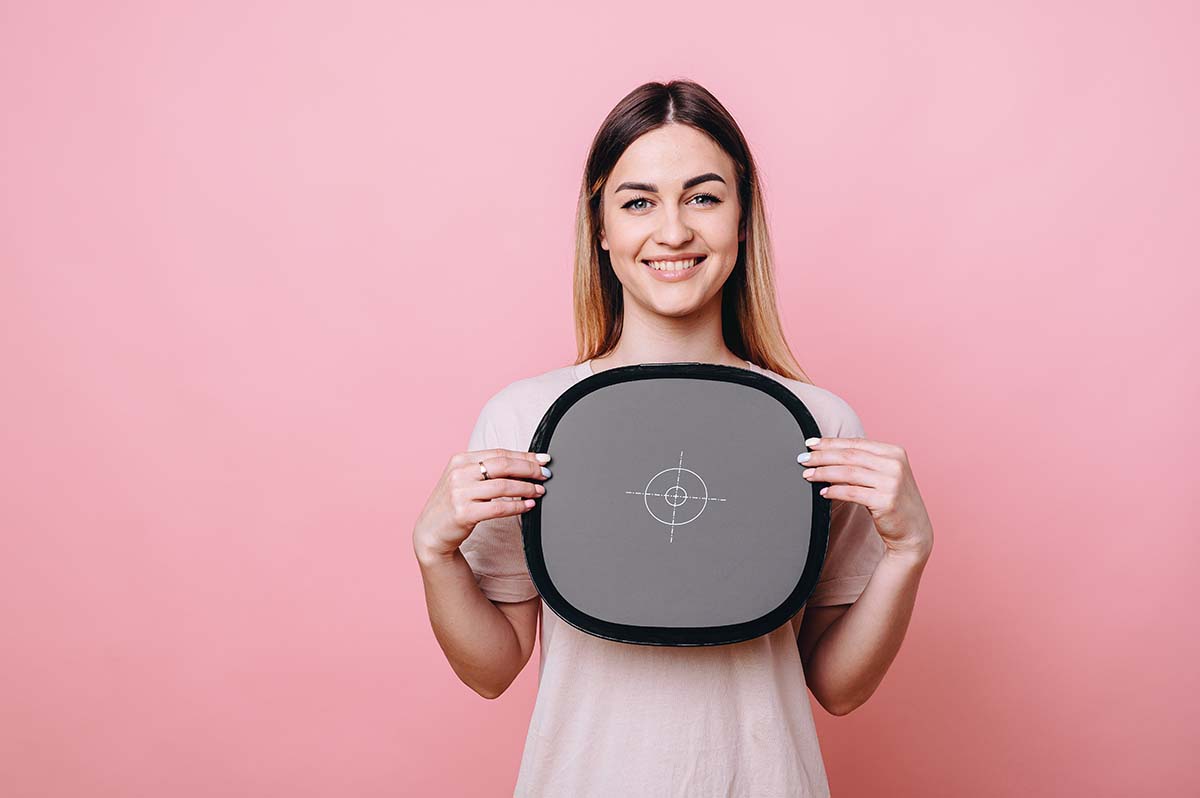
[[521, 361, 831, 646]]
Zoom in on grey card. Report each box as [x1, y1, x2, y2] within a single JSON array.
[[521, 361, 829, 646]]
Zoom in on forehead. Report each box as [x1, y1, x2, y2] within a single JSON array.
[[608, 124, 734, 188]]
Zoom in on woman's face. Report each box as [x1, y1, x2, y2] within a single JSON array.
[[599, 123, 743, 319]]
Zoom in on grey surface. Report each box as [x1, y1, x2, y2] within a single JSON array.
[[541, 375, 813, 628]]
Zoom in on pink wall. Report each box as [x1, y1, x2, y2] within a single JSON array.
[[2, 2, 1196, 795]]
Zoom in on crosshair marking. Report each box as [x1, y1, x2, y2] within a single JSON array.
[[623, 450, 729, 542]]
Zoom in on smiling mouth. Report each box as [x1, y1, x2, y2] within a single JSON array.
[[642, 255, 706, 272]]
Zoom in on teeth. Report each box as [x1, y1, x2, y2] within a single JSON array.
[[647, 258, 698, 271]]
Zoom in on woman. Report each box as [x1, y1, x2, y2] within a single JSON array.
[[413, 79, 934, 797]]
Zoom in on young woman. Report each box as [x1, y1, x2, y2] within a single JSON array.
[[413, 79, 934, 797]]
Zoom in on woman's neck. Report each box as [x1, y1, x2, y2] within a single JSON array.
[[590, 295, 744, 371]]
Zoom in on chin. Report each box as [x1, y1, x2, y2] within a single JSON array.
[[650, 305, 700, 319], [643, 294, 712, 318]]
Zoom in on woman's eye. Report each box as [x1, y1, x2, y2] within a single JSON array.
[[621, 194, 722, 211]]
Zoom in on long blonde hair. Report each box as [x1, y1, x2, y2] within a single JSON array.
[[572, 79, 814, 385]]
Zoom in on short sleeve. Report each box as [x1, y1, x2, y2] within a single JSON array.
[[457, 399, 539, 603], [804, 402, 886, 607]]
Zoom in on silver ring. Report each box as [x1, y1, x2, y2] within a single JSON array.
[[478, 461, 490, 480]]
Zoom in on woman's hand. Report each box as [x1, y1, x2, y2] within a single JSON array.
[[413, 448, 552, 564], [798, 437, 933, 561]]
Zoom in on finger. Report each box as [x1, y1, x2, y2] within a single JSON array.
[[800, 464, 882, 489], [817, 483, 871, 504], [797, 445, 893, 477], [805, 436, 902, 458], [465, 447, 553, 465], [468, 478, 546, 502], [465, 496, 537, 525], [474, 452, 553, 482]]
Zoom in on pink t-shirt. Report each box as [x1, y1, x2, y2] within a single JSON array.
[[461, 359, 885, 797]]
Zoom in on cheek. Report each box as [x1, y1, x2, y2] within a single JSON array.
[[697, 205, 738, 238], [604, 227, 645, 261], [702, 221, 741, 258]]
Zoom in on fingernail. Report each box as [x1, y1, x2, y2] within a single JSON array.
[[805, 437, 821, 447], [796, 452, 811, 463], [541, 466, 552, 478], [535, 453, 552, 463]]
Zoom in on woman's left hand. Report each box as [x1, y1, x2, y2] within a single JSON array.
[[798, 436, 933, 561]]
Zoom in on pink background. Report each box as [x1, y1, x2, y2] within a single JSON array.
[[2, 2, 1197, 795]]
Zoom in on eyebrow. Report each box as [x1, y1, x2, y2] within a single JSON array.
[[614, 172, 726, 193]]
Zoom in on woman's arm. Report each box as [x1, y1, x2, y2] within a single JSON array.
[[797, 434, 935, 715], [416, 544, 539, 699], [413, 445, 548, 698], [802, 547, 930, 715]]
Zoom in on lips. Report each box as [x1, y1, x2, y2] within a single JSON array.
[[642, 255, 706, 283], [642, 255, 707, 270]]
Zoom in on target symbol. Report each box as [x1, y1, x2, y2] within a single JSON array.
[[623, 450, 729, 543]]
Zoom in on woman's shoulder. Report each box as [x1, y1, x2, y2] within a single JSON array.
[[482, 361, 583, 409], [473, 361, 585, 445], [742, 361, 867, 438]]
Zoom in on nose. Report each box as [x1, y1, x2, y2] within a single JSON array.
[[654, 206, 694, 248]]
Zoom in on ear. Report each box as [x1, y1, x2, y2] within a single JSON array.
[[599, 229, 609, 251]]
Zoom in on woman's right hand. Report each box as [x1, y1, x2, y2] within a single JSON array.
[[412, 448, 552, 564]]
